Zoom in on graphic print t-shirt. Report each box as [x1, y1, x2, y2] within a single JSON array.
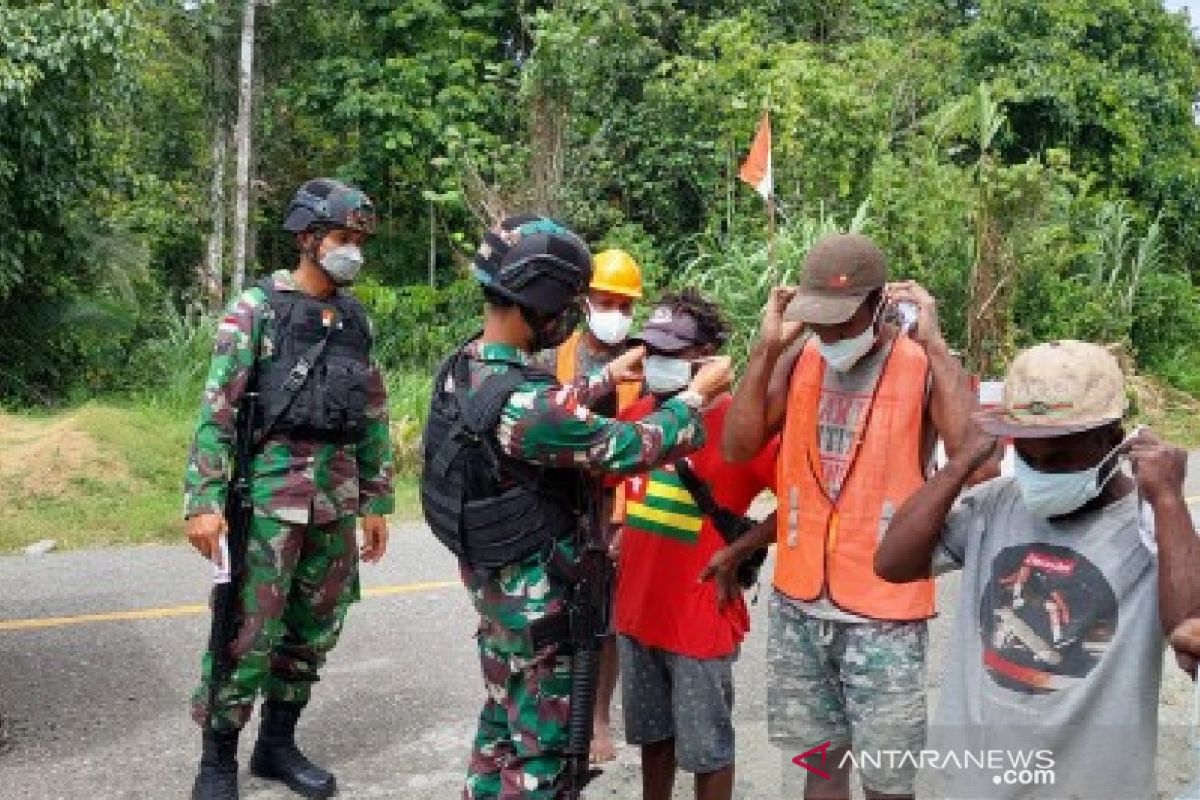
[[930, 478, 1163, 799], [615, 394, 778, 659]]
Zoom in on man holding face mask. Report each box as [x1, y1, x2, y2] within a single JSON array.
[[720, 233, 975, 799], [421, 215, 733, 799], [875, 341, 1200, 799], [184, 178, 394, 800]]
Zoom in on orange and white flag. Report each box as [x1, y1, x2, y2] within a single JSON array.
[[738, 110, 772, 200]]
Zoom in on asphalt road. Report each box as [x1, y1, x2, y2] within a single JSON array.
[[3, 458, 1200, 799]]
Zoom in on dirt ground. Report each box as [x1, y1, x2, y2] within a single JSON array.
[[584, 568, 1200, 799], [0, 411, 132, 504]]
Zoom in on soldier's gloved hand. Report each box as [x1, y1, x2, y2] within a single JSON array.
[[186, 512, 228, 566], [360, 514, 389, 563], [687, 355, 733, 403], [607, 345, 646, 384]]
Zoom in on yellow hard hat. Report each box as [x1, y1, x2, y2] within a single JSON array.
[[590, 249, 643, 299]]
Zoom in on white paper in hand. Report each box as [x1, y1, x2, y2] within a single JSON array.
[[212, 534, 231, 585]]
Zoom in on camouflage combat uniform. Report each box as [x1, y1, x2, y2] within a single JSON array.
[[184, 269, 394, 731], [455, 341, 703, 799]]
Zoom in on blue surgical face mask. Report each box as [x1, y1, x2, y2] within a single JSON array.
[[817, 302, 881, 373], [645, 355, 691, 394], [1013, 445, 1122, 520]]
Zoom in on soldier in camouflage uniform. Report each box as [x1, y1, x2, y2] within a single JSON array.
[[421, 215, 733, 799], [184, 179, 394, 800]]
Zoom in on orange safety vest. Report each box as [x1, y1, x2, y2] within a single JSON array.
[[774, 336, 935, 621], [555, 330, 642, 523], [554, 331, 642, 411]]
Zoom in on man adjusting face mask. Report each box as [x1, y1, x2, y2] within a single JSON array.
[[782, 233, 889, 374], [630, 302, 724, 398], [976, 340, 1132, 521]]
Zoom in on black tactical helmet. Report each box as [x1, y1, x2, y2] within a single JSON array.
[[470, 215, 592, 316], [283, 178, 377, 234]]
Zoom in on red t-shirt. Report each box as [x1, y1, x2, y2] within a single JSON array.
[[615, 393, 779, 659]]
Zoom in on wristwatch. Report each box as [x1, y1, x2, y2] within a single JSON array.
[[677, 389, 704, 410]]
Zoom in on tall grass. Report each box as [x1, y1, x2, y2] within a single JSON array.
[[674, 201, 870, 363]]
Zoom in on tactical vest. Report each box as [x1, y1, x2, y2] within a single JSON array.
[[421, 347, 583, 570], [555, 330, 641, 415], [256, 278, 373, 444]]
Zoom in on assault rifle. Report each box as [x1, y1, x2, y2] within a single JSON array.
[[527, 491, 612, 798], [205, 386, 258, 727]]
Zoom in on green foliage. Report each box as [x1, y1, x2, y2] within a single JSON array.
[[673, 201, 870, 363], [355, 278, 481, 371], [0, 3, 130, 299], [5, 0, 1200, 407]]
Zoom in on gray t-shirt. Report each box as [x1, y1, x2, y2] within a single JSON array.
[[930, 477, 1163, 799]]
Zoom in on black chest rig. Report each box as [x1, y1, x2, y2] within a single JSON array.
[[256, 279, 373, 444], [421, 346, 584, 570]]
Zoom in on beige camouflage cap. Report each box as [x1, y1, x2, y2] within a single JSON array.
[[976, 340, 1127, 439]]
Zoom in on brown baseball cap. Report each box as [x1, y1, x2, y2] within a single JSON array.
[[975, 340, 1127, 439], [784, 233, 888, 324]]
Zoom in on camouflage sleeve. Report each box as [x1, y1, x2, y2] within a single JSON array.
[[496, 380, 705, 476], [572, 363, 617, 408], [182, 288, 266, 518], [356, 359, 395, 515]]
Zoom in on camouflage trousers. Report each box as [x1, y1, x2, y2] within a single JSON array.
[[767, 592, 927, 796], [464, 628, 573, 800], [191, 513, 360, 731]]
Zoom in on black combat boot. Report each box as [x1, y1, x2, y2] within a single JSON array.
[[249, 700, 337, 798], [192, 728, 240, 800]]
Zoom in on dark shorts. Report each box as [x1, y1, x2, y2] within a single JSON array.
[[618, 634, 736, 774]]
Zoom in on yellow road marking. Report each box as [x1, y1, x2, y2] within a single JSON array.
[[5, 492, 1200, 633], [0, 579, 458, 633]]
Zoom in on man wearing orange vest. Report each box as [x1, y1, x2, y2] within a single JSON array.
[[536, 247, 645, 764], [717, 233, 974, 799]]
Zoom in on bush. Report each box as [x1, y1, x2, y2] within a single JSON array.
[[355, 278, 480, 372]]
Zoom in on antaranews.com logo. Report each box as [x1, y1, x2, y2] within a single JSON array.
[[793, 741, 1056, 787]]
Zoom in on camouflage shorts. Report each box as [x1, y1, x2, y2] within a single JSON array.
[[767, 591, 927, 795]]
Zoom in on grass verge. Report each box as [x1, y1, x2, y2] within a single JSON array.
[[0, 402, 421, 553]]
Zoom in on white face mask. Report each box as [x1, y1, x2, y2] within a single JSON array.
[[1013, 444, 1122, 519], [645, 355, 692, 394], [586, 301, 633, 345], [817, 302, 881, 373], [320, 243, 364, 285]]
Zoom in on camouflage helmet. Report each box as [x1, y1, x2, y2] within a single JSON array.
[[471, 215, 592, 316], [283, 178, 377, 235]]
